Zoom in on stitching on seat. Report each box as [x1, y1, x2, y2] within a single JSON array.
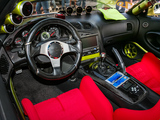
[[56, 97, 65, 111], [78, 112, 96, 120]]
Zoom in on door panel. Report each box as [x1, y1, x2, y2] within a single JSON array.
[[136, 16, 160, 57]]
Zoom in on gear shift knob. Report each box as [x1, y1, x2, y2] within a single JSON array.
[[101, 52, 106, 64], [101, 52, 106, 58]]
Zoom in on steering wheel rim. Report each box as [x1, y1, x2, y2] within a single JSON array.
[[25, 18, 82, 80]]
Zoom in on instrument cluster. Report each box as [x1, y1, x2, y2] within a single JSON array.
[[4, 23, 72, 58], [14, 30, 29, 47], [35, 25, 62, 42], [13, 24, 71, 48]]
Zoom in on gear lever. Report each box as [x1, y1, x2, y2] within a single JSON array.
[[97, 52, 116, 76], [100, 52, 106, 70], [91, 52, 116, 78]]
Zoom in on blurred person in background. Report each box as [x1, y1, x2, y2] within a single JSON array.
[[76, 0, 86, 9], [50, 0, 57, 11], [36, 1, 50, 14], [61, 0, 70, 10]]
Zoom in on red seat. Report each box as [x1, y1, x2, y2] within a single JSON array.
[[114, 100, 160, 120], [21, 76, 160, 120], [21, 76, 113, 120], [126, 52, 160, 95]]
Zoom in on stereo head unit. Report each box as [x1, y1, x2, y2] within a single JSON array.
[[81, 34, 100, 61]]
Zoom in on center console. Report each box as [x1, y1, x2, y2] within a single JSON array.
[[105, 71, 146, 103], [81, 34, 100, 62], [80, 46, 157, 109], [79, 33, 159, 109]]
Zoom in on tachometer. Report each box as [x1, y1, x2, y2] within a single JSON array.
[[41, 32, 50, 41], [14, 37, 24, 46], [49, 27, 60, 38]]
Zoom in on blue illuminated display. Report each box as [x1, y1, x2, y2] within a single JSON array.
[[106, 72, 129, 88]]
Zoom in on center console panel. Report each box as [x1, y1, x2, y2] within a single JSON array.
[[89, 65, 147, 104], [106, 71, 146, 103], [80, 48, 160, 110], [80, 66, 159, 109], [81, 34, 100, 62]]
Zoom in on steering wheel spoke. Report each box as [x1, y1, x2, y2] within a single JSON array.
[[62, 42, 79, 54], [50, 58, 61, 75], [30, 45, 41, 57], [50, 58, 61, 68], [40, 42, 51, 56]]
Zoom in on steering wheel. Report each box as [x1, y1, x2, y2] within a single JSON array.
[[25, 18, 82, 80]]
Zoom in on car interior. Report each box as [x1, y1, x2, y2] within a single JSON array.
[[0, 0, 160, 119]]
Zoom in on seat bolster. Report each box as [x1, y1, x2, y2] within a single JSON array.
[[126, 52, 160, 95], [126, 62, 151, 83], [21, 98, 40, 120], [141, 52, 160, 82], [79, 76, 113, 120], [113, 100, 160, 120]]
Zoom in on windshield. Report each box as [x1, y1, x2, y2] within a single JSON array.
[[30, 0, 136, 15], [2, 0, 156, 18], [0, 0, 10, 13]]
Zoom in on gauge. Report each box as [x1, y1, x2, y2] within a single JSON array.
[[77, 7, 83, 15], [66, 7, 73, 16], [86, 6, 92, 14], [14, 37, 24, 46], [49, 27, 60, 38], [22, 30, 29, 38], [41, 32, 50, 41]]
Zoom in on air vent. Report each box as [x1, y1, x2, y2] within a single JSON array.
[[127, 23, 132, 31], [80, 33, 91, 37], [0, 54, 9, 75], [81, 22, 92, 29], [71, 22, 82, 29]]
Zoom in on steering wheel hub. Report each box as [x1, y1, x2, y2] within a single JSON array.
[[48, 42, 63, 59]]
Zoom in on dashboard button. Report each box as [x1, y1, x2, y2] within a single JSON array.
[[88, 51, 91, 55]]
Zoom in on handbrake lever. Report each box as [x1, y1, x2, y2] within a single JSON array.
[[112, 47, 126, 74]]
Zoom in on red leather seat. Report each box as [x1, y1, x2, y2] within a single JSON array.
[[21, 76, 160, 120], [126, 52, 160, 95]]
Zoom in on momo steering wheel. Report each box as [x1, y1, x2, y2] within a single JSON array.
[[25, 18, 82, 80]]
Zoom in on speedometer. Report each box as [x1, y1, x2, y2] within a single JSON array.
[[49, 27, 60, 38]]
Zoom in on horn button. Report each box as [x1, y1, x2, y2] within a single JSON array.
[[48, 42, 63, 59]]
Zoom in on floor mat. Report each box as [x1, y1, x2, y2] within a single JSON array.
[[13, 69, 119, 111], [13, 69, 81, 105]]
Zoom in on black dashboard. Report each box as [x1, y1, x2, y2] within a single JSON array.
[[1, 11, 139, 80]]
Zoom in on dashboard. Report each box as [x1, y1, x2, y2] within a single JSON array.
[[3, 16, 101, 68], [2, 12, 138, 69], [5, 20, 71, 52]]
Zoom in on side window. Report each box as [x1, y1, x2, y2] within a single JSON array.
[[148, 2, 160, 17], [116, 0, 133, 13]]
